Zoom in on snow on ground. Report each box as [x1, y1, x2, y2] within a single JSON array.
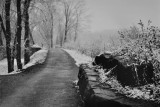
[[0, 48, 48, 75], [31, 44, 42, 48], [0, 59, 24, 75], [63, 49, 92, 66], [23, 48, 48, 69]]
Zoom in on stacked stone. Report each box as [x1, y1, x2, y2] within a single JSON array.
[[78, 64, 157, 107]]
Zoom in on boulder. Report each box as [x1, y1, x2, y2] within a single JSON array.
[[93, 53, 154, 86], [93, 52, 119, 70]]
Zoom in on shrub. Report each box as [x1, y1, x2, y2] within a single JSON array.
[[118, 20, 160, 84]]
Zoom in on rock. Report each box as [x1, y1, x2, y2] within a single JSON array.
[[93, 53, 154, 86], [115, 64, 139, 86], [93, 53, 119, 70]]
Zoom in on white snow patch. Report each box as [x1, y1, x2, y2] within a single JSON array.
[[0, 48, 48, 75], [23, 48, 48, 69], [31, 44, 41, 48], [63, 49, 92, 66], [0, 59, 24, 75]]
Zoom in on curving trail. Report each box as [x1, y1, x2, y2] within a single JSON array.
[[0, 48, 83, 107]]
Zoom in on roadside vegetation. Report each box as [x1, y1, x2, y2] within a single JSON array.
[[64, 20, 160, 103]]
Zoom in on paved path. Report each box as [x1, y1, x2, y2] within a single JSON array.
[[0, 48, 83, 107]]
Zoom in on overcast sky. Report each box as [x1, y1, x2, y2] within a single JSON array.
[[86, 0, 160, 32]]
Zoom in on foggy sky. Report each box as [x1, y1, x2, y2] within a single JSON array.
[[86, 0, 160, 32]]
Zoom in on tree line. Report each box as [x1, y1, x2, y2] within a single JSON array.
[[0, 0, 87, 73], [0, 0, 32, 73]]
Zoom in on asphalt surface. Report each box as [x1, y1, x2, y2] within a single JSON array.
[[0, 48, 83, 107]]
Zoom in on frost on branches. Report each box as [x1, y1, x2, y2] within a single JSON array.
[[64, 20, 160, 103], [93, 20, 160, 103]]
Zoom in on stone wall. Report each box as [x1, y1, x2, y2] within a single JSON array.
[[78, 64, 158, 107]]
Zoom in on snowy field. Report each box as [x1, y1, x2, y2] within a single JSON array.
[[63, 49, 92, 66], [0, 48, 48, 75]]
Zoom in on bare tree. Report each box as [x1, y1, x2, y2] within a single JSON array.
[[72, 0, 85, 41], [29, 0, 57, 48], [58, 0, 86, 45], [63, 0, 72, 43], [0, 0, 17, 73]]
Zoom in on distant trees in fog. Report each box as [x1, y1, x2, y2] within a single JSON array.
[[0, 0, 87, 72]]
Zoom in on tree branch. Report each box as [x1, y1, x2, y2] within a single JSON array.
[[0, 14, 6, 37]]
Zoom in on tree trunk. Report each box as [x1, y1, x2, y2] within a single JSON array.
[[47, 7, 54, 48], [5, 0, 13, 73], [0, 14, 6, 36], [0, 15, 5, 46], [0, 28, 3, 46], [16, 0, 22, 69], [50, 15, 53, 48], [74, 16, 79, 42], [50, 31, 53, 48], [29, 28, 35, 45], [24, 0, 31, 64], [64, 12, 69, 43], [74, 28, 78, 42], [64, 22, 68, 43], [51, 34, 53, 48], [50, 28, 53, 48], [11, 36, 17, 70]]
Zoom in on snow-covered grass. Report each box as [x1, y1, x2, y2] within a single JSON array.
[[107, 78, 160, 102], [63, 49, 92, 66], [0, 59, 24, 75], [0, 48, 48, 75]]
